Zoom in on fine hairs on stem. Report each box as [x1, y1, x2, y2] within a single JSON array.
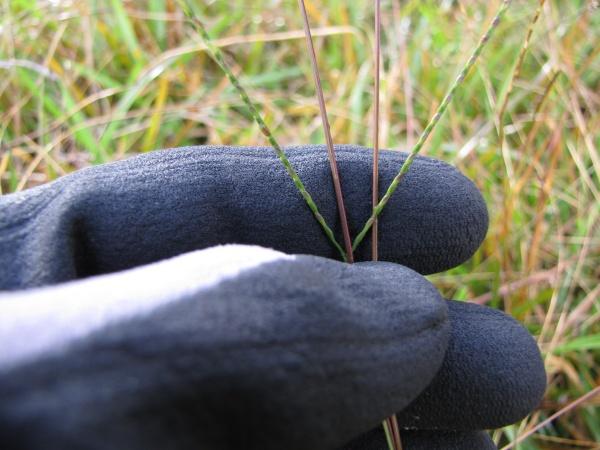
[[352, 0, 513, 253], [297, 0, 354, 263], [176, 0, 348, 262]]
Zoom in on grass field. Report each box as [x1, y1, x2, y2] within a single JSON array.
[[1, 0, 599, 448]]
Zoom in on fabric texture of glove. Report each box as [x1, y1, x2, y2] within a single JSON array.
[[395, 299, 547, 430], [1, 246, 450, 450], [342, 427, 497, 450], [0, 145, 488, 290], [0, 145, 546, 450]]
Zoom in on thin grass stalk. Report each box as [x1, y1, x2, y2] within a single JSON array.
[[496, 0, 546, 204], [514, 70, 561, 191], [496, 0, 544, 293], [373, 1, 401, 448], [297, 0, 354, 263], [176, 0, 347, 261], [501, 385, 600, 450], [372, 0, 381, 262], [352, 0, 512, 252], [382, 420, 394, 450], [496, 0, 546, 251], [391, 415, 402, 450], [382, 418, 402, 450], [497, 0, 546, 146]]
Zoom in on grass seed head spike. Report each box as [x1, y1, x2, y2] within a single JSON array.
[[297, 0, 354, 263], [497, 0, 546, 163], [352, 0, 513, 253], [176, 0, 347, 262]]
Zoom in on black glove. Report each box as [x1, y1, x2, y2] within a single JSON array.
[[0, 145, 546, 450]]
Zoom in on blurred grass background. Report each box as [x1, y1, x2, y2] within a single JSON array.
[[0, 0, 599, 448]]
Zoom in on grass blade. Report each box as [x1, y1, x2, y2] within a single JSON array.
[[176, 0, 347, 261], [352, 0, 513, 252], [109, 0, 146, 62]]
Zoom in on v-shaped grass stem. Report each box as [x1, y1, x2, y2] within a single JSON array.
[[177, 0, 348, 261], [352, 0, 513, 253]]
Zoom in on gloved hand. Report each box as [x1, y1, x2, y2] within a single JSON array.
[[0, 145, 546, 450]]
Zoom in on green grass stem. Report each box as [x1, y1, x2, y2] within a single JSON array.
[[176, 0, 347, 261], [352, 0, 513, 252]]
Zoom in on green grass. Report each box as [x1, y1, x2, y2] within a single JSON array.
[[1, 1, 599, 448]]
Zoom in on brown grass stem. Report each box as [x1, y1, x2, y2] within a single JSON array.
[[352, 0, 512, 252], [297, 0, 354, 263], [501, 385, 600, 450], [372, 0, 381, 263], [497, 0, 548, 310], [373, 1, 401, 448], [176, 0, 348, 261], [497, 0, 546, 145], [385, 415, 402, 450]]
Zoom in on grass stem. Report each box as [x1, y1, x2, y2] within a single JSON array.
[[297, 0, 354, 263], [497, 0, 546, 162], [372, 0, 381, 262], [352, 0, 513, 252], [372, 1, 401, 448], [176, 0, 347, 261], [384, 415, 402, 450], [501, 385, 600, 450], [382, 419, 394, 449]]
